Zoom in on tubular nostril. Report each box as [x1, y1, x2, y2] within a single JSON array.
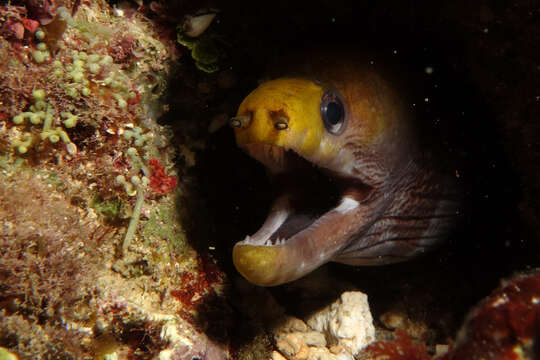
[[273, 116, 289, 130], [230, 114, 251, 129]]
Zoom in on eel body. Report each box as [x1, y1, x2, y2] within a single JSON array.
[[230, 59, 460, 286]]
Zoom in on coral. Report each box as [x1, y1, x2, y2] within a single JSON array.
[[306, 292, 375, 356]]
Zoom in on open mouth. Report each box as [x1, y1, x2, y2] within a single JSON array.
[[236, 143, 360, 248]]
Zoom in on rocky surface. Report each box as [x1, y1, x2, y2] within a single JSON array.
[[268, 291, 375, 360]]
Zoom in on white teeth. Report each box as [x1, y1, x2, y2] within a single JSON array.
[[239, 235, 288, 246], [241, 235, 253, 245]]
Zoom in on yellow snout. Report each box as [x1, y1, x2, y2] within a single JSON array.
[[232, 78, 340, 163]]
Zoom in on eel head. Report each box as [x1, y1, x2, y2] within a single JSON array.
[[231, 73, 441, 286]]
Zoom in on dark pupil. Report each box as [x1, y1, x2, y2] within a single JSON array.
[[326, 101, 342, 125]]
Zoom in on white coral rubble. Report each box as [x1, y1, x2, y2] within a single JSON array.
[[306, 291, 375, 356]]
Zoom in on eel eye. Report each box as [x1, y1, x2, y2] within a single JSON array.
[[321, 90, 347, 135]]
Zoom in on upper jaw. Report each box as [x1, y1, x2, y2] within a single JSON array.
[[243, 143, 289, 174], [236, 195, 292, 247], [237, 142, 372, 248]]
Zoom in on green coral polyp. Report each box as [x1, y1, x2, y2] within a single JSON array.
[[99, 55, 113, 66], [10, 91, 77, 154], [35, 29, 45, 40], [88, 63, 101, 74], [13, 112, 45, 125], [70, 71, 85, 83], [32, 50, 48, 63], [126, 147, 149, 176], [66, 87, 79, 98], [32, 89, 46, 101], [117, 98, 127, 109], [87, 54, 100, 63], [116, 175, 137, 196], [51, 50, 131, 103], [73, 59, 85, 68], [12, 133, 34, 154], [61, 112, 79, 128], [123, 127, 149, 147], [40, 128, 71, 144], [32, 101, 47, 112]]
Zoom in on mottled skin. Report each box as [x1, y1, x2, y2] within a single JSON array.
[[232, 62, 459, 286]]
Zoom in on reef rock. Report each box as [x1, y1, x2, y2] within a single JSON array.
[[440, 270, 540, 360]]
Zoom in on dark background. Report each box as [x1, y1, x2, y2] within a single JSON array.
[[161, 0, 539, 344]]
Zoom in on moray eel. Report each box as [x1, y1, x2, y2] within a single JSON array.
[[230, 60, 459, 286]]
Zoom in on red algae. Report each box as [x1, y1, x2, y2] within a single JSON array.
[[169, 253, 227, 330], [170, 255, 224, 311], [440, 271, 540, 360], [109, 34, 136, 64], [364, 330, 431, 360], [21, 18, 40, 33], [149, 158, 178, 194], [364, 329, 431, 360], [127, 89, 141, 105]]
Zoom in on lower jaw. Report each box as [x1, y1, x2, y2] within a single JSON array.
[[232, 243, 289, 286], [232, 239, 329, 286], [233, 146, 349, 285]]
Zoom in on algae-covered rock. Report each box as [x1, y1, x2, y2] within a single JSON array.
[[0, 1, 228, 358]]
